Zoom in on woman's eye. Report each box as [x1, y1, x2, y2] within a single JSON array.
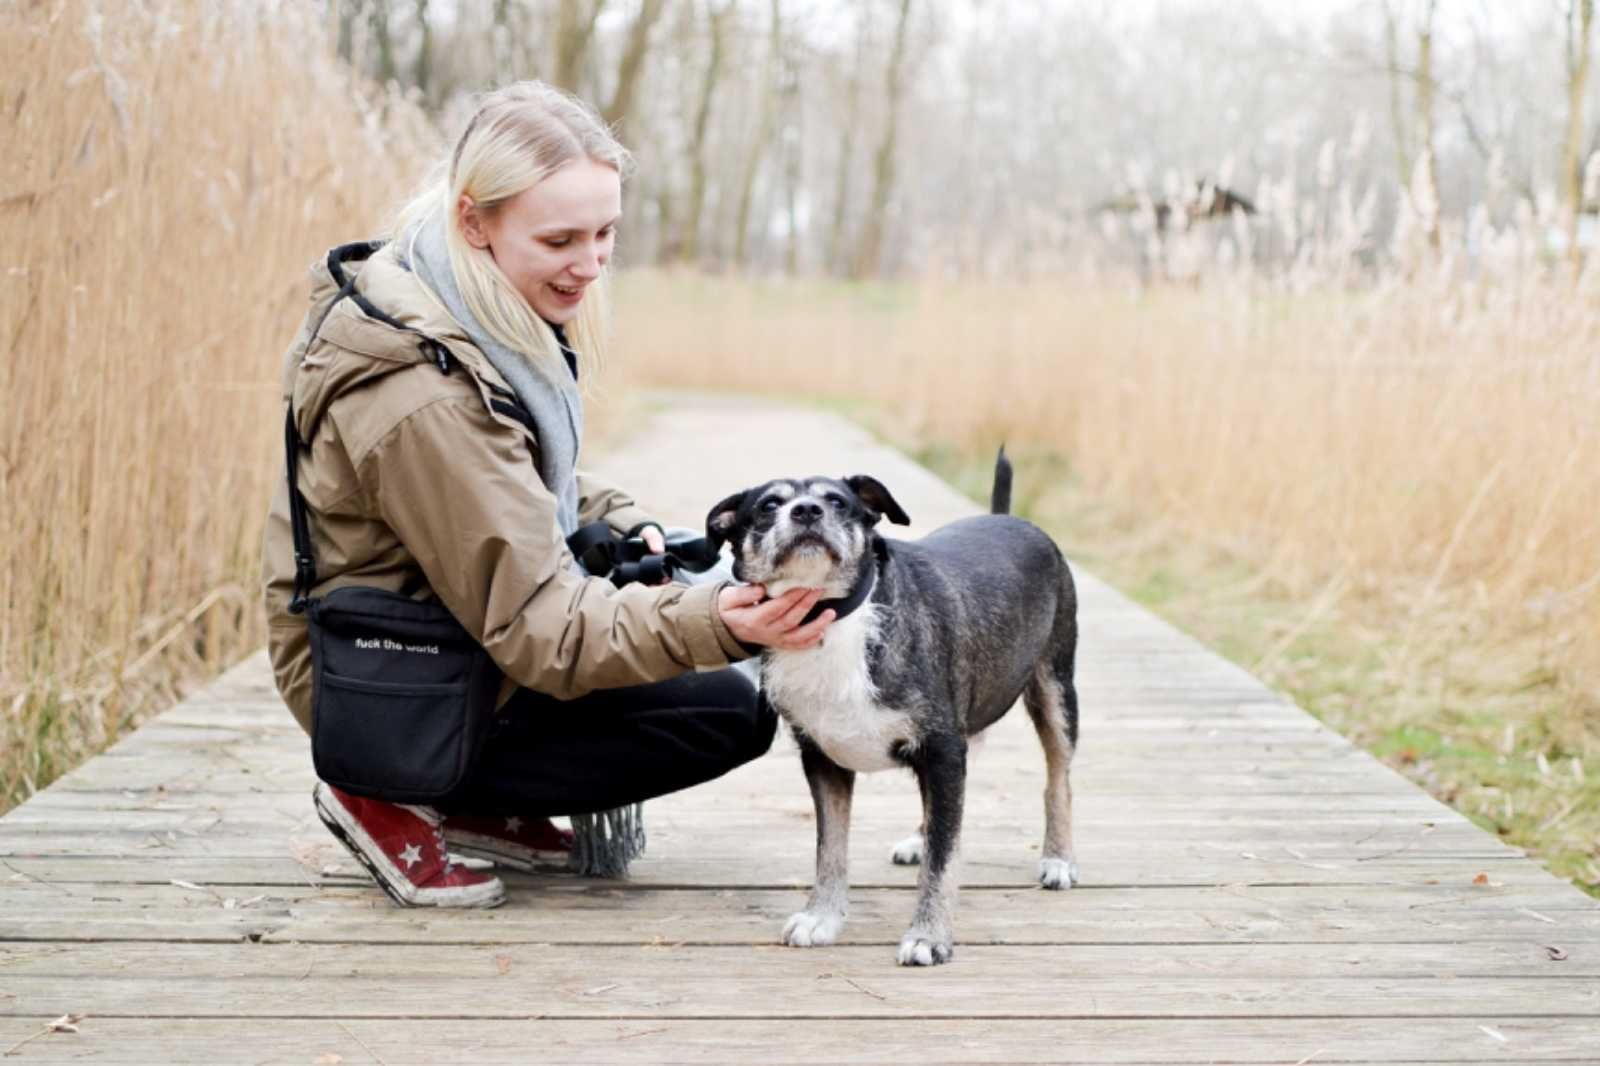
[[543, 237, 570, 248], [598, 226, 615, 240]]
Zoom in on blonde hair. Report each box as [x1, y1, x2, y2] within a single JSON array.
[[392, 81, 634, 383]]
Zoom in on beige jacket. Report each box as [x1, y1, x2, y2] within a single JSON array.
[[261, 241, 747, 735]]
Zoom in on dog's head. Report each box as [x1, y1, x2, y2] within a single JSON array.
[[705, 476, 911, 595]]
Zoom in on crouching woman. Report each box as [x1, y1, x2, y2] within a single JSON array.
[[260, 81, 833, 907]]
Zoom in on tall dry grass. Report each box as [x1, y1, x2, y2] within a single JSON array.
[[0, 0, 432, 809], [611, 262, 1600, 756]]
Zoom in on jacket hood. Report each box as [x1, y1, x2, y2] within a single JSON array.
[[285, 240, 481, 443]]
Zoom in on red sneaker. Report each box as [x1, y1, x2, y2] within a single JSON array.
[[313, 783, 505, 908], [442, 813, 574, 872]]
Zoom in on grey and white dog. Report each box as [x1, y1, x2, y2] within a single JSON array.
[[705, 450, 1080, 966]]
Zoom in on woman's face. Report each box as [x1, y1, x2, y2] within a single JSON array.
[[459, 158, 621, 326]]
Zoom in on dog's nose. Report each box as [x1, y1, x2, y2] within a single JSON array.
[[791, 501, 823, 525]]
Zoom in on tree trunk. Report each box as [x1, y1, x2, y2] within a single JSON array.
[[1565, 0, 1595, 264], [554, 0, 607, 94], [679, 0, 731, 265], [336, 0, 354, 63], [1415, 0, 1439, 249], [370, 0, 397, 85], [733, 0, 784, 268], [1380, 0, 1411, 187], [827, 7, 872, 275], [853, 0, 914, 280], [415, 0, 432, 103], [605, 0, 670, 136]]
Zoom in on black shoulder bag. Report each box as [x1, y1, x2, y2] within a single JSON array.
[[285, 408, 502, 804]]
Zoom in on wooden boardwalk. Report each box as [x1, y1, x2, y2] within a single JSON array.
[[3, 394, 1597, 1063]]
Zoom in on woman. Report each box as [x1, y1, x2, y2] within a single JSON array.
[[261, 81, 833, 908]]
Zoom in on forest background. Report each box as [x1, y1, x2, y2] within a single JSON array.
[[3, 0, 1597, 897]]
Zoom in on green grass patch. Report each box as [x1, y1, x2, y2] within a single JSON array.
[[910, 440, 1600, 900]]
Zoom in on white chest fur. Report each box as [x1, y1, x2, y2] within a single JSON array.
[[761, 606, 915, 773]]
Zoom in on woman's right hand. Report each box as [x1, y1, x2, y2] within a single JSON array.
[[718, 585, 834, 651]]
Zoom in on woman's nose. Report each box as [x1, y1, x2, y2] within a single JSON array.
[[572, 243, 603, 280]]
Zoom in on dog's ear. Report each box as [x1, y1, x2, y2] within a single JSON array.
[[705, 489, 751, 552], [845, 476, 911, 526]]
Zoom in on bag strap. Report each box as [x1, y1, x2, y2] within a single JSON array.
[[286, 406, 317, 615], [285, 242, 450, 615]]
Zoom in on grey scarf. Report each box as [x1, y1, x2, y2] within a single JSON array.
[[401, 210, 645, 878]]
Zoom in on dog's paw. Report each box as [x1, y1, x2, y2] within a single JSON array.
[[890, 832, 924, 865], [782, 909, 845, 947], [896, 930, 954, 967], [1038, 856, 1079, 890]]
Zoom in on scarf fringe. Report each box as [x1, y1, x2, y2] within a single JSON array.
[[569, 803, 646, 878]]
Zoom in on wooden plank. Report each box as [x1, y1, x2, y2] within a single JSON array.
[[5, 969, 1598, 1020], [2, 852, 1553, 892], [6, 885, 1593, 946], [0, 1016, 1595, 1064]]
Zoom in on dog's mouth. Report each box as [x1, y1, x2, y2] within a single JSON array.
[[774, 531, 840, 566]]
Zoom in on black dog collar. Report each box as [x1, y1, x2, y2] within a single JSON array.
[[801, 538, 888, 625]]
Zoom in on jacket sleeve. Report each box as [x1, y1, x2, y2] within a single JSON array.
[[575, 468, 656, 534], [359, 394, 750, 699]]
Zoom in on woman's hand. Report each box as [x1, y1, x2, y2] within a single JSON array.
[[718, 585, 833, 651], [639, 526, 666, 554]]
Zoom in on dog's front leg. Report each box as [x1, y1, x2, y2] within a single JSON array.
[[781, 734, 855, 948], [898, 733, 966, 966]]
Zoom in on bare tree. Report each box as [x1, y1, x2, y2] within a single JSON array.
[[678, 0, 733, 265], [554, 0, 608, 94], [1564, 0, 1595, 262], [826, 7, 872, 275], [853, 0, 914, 279], [604, 0, 672, 136], [732, 0, 785, 268], [415, 0, 433, 103], [370, 0, 398, 85]]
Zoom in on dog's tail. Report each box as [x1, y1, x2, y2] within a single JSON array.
[[990, 445, 1012, 515]]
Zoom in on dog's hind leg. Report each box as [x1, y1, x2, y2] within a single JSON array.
[[889, 821, 924, 865], [1024, 646, 1080, 889], [897, 733, 966, 966], [782, 735, 856, 948]]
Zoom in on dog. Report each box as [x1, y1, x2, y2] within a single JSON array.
[[704, 449, 1079, 966]]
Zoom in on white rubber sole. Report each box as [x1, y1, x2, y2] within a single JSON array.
[[313, 785, 505, 909], [442, 829, 572, 873]]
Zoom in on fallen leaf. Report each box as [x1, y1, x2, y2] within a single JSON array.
[[1472, 873, 1489, 886], [1546, 945, 1569, 961], [494, 954, 513, 975], [48, 1014, 83, 1034]]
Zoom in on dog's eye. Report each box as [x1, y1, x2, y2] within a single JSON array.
[[760, 498, 781, 513], [826, 495, 847, 511]]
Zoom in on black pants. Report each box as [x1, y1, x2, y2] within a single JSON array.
[[437, 668, 775, 817]]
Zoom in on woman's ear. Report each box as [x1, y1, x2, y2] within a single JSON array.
[[457, 194, 491, 250]]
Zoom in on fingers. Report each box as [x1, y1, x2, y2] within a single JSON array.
[[719, 583, 767, 610], [770, 608, 835, 650], [641, 528, 666, 554]]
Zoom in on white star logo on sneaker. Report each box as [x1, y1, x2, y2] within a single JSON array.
[[505, 816, 524, 833], [399, 843, 423, 869]]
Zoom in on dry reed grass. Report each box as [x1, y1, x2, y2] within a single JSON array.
[[610, 264, 1600, 892], [0, 0, 432, 810]]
